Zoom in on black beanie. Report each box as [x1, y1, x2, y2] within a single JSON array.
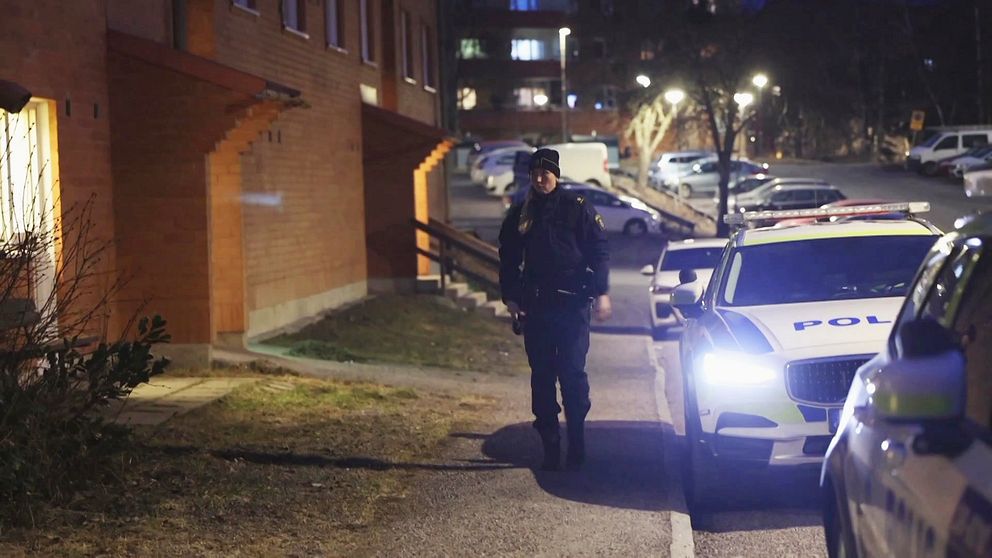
[[529, 148, 561, 178]]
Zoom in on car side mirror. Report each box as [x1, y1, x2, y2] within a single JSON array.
[[678, 268, 697, 284], [640, 264, 655, 276], [869, 318, 966, 422], [671, 281, 704, 319]]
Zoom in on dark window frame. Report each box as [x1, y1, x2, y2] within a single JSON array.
[[421, 22, 436, 91], [401, 9, 414, 81], [326, 0, 344, 49], [281, 0, 307, 34], [360, 0, 375, 63]]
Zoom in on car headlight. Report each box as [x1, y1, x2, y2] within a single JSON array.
[[702, 352, 777, 385]]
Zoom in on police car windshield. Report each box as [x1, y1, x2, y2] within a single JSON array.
[[660, 247, 724, 271], [719, 236, 936, 307]]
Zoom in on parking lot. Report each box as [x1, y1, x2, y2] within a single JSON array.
[[450, 160, 991, 556]]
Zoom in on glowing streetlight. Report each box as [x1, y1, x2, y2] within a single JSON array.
[[734, 92, 754, 109], [751, 74, 769, 156], [752, 73, 768, 89], [664, 88, 686, 107], [534, 93, 549, 107], [635, 74, 651, 88], [559, 27, 571, 142]]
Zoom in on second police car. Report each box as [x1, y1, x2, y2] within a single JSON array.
[[671, 203, 941, 511]]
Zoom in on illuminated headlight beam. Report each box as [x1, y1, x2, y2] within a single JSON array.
[[702, 352, 777, 385]]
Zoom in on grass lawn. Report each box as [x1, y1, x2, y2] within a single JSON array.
[[266, 294, 530, 375], [0, 375, 493, 556]]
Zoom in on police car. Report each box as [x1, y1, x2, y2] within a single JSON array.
[[671, 203, 941, 511], [821, 211, 992, 558], [640, 238, 728, 338]]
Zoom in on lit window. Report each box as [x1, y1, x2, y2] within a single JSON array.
[[511, 39, 545, 61], [233, 0, 258, 11], [361, 0, 375, 62], [458, 88, 478, 110], [567, 94, 577, 108], [0, 101, 58, 313], [401, 10, 414, 80], [326, 0, 343, 48], [515, 87, 548, 108], [422, 24, 436, 90], [459, 38, 484, 59], [282, 0, 306, 33]]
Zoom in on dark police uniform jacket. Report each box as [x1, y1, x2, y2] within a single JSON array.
[[498, 187, 609, 310]]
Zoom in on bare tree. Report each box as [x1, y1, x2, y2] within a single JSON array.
[[625, 93, 678, 190]]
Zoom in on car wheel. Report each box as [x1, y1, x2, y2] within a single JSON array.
[[921, 161, 939, 176], [651, 325, 667, 341], [679, 183, 693, 198], [823, 478, 859, 558], [623, 219, 648, 236], [682, 367, 721, 514]]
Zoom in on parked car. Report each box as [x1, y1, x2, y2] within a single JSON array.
[[964, 166, 992, 197], [729, 177, 831, 212], [906, 126, 992, 176], [734, 183, 845, 214], [572, 134, 622, 170], [949, 146, 992, 178], [821, 211, 992, 558], [640, 238, 728, 338], [711, 173, 776, 207], [471, 145, 532, 186], [466, 140, 530, 170], [503, 182, 660, 235], [649, 150, 714, 188], [665, 158, 769, 198]]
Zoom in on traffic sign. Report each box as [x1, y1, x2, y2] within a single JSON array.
[[910, 110, 926, 131]]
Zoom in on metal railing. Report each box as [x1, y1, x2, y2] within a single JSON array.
[[412, 219, 501, 294]]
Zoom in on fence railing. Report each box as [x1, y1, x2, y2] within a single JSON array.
[[412, 219, 501, 295]]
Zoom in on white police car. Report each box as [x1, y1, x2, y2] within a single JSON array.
[[821, 211, 992, 558], [672, 204, 941, 511], [640, 238, 728, 338]]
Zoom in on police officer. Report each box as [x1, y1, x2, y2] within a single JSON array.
[[498, 148, 611, 471]]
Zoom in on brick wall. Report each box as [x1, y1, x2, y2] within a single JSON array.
[[0, 0, 118, 337]]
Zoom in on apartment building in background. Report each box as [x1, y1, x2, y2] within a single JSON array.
[[1, 0, 449, 366], [448, 0, 666, 144]]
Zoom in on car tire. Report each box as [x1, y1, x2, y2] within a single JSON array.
[[679, 183, 693, 198], [623, 219, 648, 236], [651, 325, 667, 341], [682, 365, 721, 514], [823, 477, 859, 558], [921, 161, 939, 176]]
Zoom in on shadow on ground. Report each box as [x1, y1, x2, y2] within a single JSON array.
[[471, 420, 671, 512]]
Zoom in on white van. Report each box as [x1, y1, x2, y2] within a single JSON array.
[[540, 142, 612, 188], [907, 126, 992, 175]]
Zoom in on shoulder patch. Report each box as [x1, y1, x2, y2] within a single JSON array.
[[595, 214, 606, 230]]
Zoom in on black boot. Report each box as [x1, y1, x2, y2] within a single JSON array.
[[565, 421, 585, 470], [537, 427, 561, 471]]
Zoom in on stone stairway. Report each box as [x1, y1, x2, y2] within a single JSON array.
[[418, 275, 510, 319]]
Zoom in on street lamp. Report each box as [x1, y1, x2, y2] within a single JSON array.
[[751, 73, 768, 156], [635, 74, 651, 88], [559, 27, 571, 143], [664, 88, 686, 149], [734, 92, 755, 157]]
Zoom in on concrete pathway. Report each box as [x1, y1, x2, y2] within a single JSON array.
[[108, 377, 258, 426]]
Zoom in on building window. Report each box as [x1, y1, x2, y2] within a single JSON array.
[[640, 39, 656, 61], [595, 86, 617, 110], [422, 24, 436, 90], [401, 10, 414, 80], [360, 0, 375, 62], [233, 0, 258, 11], [282, 0, 306, 33], [458, 88, 478, 110], [514, 87, 548, 108], [459, 38, 484, 59], [326, 0, 344, 48], [511, 39, 545, 61]]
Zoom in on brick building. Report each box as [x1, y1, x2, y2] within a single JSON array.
[[1, 0, 449, 366], [447, 0, 666, 144]]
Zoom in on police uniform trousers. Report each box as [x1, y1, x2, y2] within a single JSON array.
[[523, 295, 592, 431]]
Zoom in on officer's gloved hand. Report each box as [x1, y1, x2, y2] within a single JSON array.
[[594, 294, 612, 322]]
